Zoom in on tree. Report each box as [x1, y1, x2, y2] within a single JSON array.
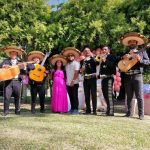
[[0, 0, 150, 54], [50, 0, 150, 52], [0, 0, 53, 53]]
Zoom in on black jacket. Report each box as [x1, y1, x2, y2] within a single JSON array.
[[100, 54, 117, 75], [80, 57, 99, 74]]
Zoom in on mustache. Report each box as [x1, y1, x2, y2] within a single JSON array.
[[129, 45, 137, 49], [67, 59, 74, 62]]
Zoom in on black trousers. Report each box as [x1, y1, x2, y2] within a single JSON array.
[[4, 80, 22, 113], [67, 84, 79, 110], [124, 74, 144, 116], [83, 78, 97, 113], [117, 73, 125, 101], [30, 84, 45, 110], [101, 77, 114, 115]]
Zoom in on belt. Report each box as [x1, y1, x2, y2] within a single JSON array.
[[12, 79, 19, 81], [100, 75, 114, 79], [84, 74, 96, 79], [125, 70, 141, 75]]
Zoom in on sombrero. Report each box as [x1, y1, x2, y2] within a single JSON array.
[[27, 51, 45, 61], [49, 54, 67, 66], [3, 46, 25, 57], [61, 47, 81, 58], [120, 32, 148, 46]]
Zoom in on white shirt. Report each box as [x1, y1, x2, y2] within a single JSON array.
[[84, 56, 91, 61], [11, 59, 17, 65], [11, 59, 19, 79], [96, 64, 100, 76], [66, 60, 80, 85]]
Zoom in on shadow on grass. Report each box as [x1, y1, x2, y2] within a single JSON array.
[[0, 104, 53, 118], [0, 99, 127, 119]]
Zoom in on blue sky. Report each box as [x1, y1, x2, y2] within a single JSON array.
[[48, 0, 67, 5]]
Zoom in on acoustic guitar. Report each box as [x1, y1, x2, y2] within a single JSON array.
[[0, 61, 34, 81], [118, 44, 150, 72], [29, 52, 50, 82]]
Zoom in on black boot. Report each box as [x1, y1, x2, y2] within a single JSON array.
[[2, 110, 9, 116], [15, 109, 20, 115], [31, 103, 35, 114], [40, 109, 45, 113], [40, 102, 45, 113]]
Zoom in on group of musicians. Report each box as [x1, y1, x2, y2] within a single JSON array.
[[0, 32, 150, 120]]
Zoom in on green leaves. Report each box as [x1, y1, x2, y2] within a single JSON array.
[[131, 17, 146, 33], [0, 0, 52, 52], [0, 0, 150, 54]]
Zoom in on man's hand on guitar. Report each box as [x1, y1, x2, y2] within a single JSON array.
[[44, 70, 49, 77], [135, 54, 141, 61], [2, 64, 10, 68], [21, 62, 27, 70], [123, 54, 130, 60]]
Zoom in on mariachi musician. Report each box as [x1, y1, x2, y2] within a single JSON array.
[[27, 51, 47, 114], [119, 32, 150, 120], [80, 46, 99, 115], [98, 46, 117, 116], [1, 46, 26, 116]]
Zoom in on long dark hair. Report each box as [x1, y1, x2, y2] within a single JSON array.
[[53, 60, 65, 70], [52, 60, 66, 79]]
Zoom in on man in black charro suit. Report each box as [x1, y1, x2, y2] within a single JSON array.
[[80, 46, 99, 115], [98, 46, 117, 116], [27, 51, 46, 114], [1, 46, 26, 116]]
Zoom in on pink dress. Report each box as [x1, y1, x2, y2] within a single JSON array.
[[51, 69, 68, 113]]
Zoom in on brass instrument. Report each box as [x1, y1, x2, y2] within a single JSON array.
[[95, 54, 107, 62], [81, 61, 86, 75]]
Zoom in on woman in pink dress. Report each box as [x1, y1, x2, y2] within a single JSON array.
[[50, 55, 68, 113]]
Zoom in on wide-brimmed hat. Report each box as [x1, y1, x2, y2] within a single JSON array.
[[61, 47, 81, 58], [49, 54, 67, 66], [3, 46, 25, 57], [120, 32, 148, 46], [27, 51, 45, 61]]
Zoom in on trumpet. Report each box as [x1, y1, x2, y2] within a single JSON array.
[[80, 61, 86, 76], [95, 54, 107, 62]]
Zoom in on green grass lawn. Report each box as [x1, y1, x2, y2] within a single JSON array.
[[0, 103, 150, 150]]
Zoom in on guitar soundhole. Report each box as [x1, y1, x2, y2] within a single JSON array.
[[38, 68, 41, 71]]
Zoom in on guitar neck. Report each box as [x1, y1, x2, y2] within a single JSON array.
[[18, 61, 34, 66], [40, 56, 48, 67], [39, 52, 51, 68]]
